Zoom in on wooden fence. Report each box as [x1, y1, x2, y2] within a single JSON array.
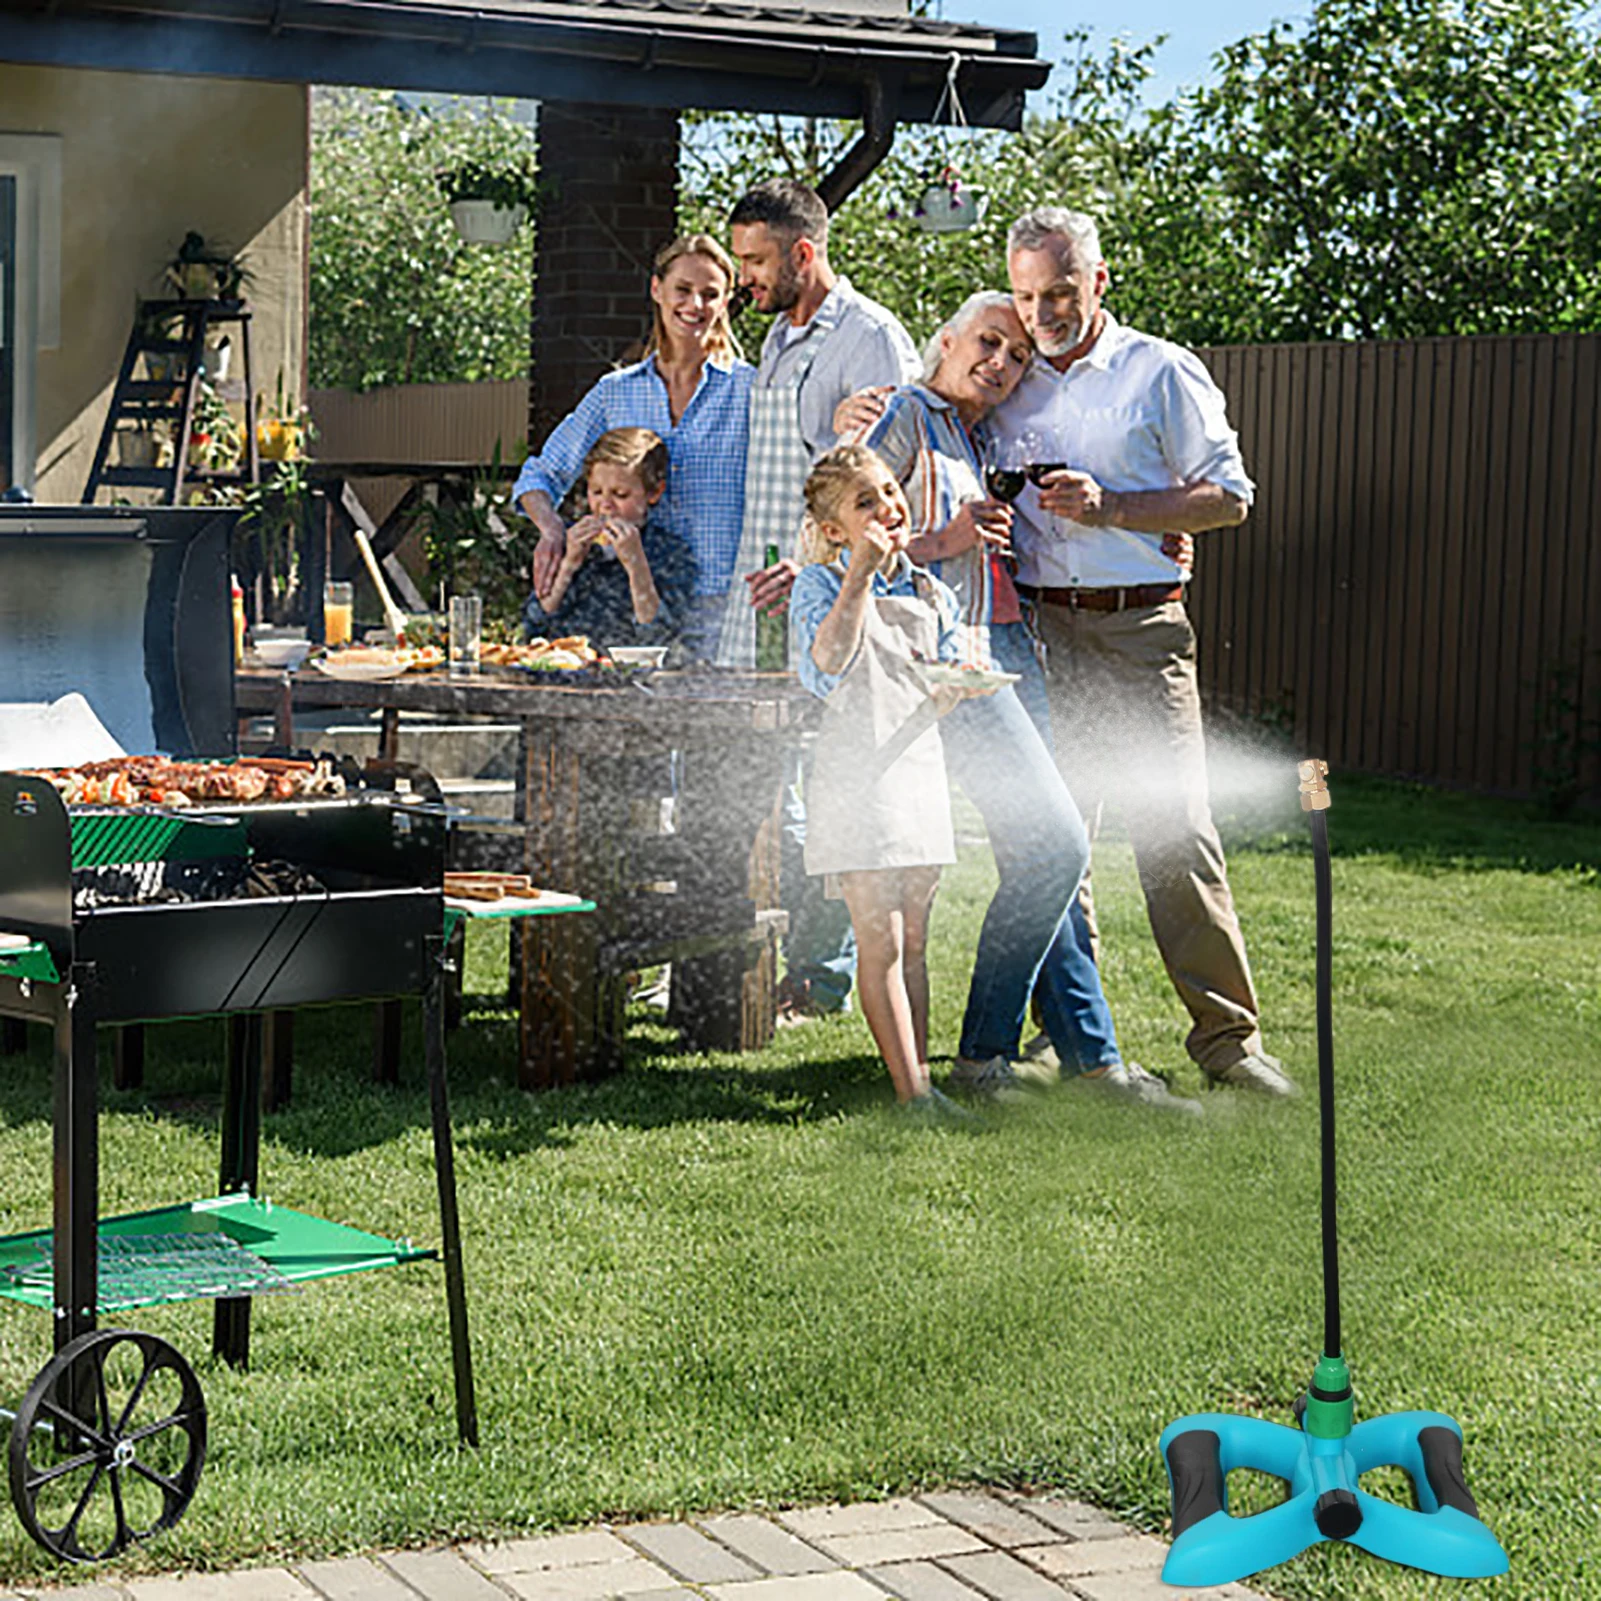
[[307, 379, 528, 528], [1195, 334, 1601, 804]]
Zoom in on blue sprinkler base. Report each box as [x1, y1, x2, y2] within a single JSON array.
[[1157, 1409, 1509, 1587]]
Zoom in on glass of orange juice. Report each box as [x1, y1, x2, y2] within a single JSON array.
[[324, 581, 354, 647]]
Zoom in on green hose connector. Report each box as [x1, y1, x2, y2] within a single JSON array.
[[1303, 1352, 1354, 1439]]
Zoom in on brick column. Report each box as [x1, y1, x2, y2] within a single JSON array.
[[530, 101, 681, 447]]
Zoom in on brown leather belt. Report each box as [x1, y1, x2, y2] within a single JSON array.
[[1015, 582, 1184, 613]]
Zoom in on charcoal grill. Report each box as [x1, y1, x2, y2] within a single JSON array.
[[0, 506, 481, 1563]]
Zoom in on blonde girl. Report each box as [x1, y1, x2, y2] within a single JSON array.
[[788, 445, 994, 1120]]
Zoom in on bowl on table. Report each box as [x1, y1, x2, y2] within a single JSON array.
[[607, 646, 669, 669], [252, 636, 312, 670]]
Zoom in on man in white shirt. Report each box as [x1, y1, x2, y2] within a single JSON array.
[[719, 178, 921, 1018], [993, 205, 1293, 1097]]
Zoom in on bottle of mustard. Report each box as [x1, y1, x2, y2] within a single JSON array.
[[231, 578, 246, 664]]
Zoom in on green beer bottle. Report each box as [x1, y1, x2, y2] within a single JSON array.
[[754, 540, 789, 671]]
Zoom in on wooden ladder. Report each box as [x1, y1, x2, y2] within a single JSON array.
[[82, 298, 260, 504]]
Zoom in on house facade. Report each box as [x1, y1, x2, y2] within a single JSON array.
[[1, 63, 307, 502]]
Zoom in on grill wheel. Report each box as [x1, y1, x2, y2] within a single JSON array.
[[8, 1328, 206, 1562]]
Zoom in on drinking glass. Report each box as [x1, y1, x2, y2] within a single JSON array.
[[981, 434, 1028, 505], [323, 581, 354, 647], [448, 594, 482, 678], [1021, 425, 1066, 488], [1018, 426, 1066, 538]]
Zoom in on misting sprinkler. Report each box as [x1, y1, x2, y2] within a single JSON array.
[[1157, 760, 1510, 1586]]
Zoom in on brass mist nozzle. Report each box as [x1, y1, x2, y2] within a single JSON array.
[[1298, 758, 1332, 811]]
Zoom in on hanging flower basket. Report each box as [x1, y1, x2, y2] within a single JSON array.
[[448, 198, 529, 246], [914, 171, 988, 234], [438, 159, 542, 246]]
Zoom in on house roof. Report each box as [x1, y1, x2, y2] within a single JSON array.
[[1, 0, 1049, 128]]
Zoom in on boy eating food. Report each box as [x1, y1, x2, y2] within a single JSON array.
[[522, 427, 696, 649]]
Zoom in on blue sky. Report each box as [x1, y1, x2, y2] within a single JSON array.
[[955, 0, 1309, 107]]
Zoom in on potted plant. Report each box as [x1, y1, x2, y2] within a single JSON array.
[[239, 451, 315, 625], [256, 373, 315, 463], [438, 159, 541, 245], [165, 231, 252, 301], [187, 378, 242, 472], [912, 165, 988, 235], [135, 303, 188, 382]]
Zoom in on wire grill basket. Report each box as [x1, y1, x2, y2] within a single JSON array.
[[1, 1233, 295, 1313]]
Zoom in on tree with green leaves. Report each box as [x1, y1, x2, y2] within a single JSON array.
[[309, 89, 537, 390], [1123, 0, 1601, 342], [679, 102, 1102, 354]]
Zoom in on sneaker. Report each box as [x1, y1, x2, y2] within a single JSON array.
[[1207, 1051, 1297, 1097], [902, 1085, 982, 1127], [948, 1055, 1030, 1101], [1078, 1061, 1204, 1117], [1020, 1031, 1061, 1070]]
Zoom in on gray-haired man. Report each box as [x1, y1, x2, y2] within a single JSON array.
[[993, 206, 1292, 1096]]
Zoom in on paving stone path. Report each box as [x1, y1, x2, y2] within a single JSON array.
[[12, 1491, 1278, 1601]]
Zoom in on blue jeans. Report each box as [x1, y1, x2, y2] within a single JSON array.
[[781, 744, 856, 1013], [989, 620, 1052, 743], [943, 630, 1121, 1072]]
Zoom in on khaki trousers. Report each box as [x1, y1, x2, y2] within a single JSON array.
[[1029, 597, 1263, 1074]]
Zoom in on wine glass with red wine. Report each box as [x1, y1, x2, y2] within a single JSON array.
[[982, 434, 1027, 504], [1020, 424, 1066, 487]]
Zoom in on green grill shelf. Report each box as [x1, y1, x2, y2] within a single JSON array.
[[0, 941, 59, 986], [69, 807, 245, 867], [0, 1193, 435, 1314]]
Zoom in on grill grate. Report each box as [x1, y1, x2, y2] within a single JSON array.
[[1, 1233, 295, 1312]]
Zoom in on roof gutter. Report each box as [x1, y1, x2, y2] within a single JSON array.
[[2, 0, 1049, 125], [817, 74, 894, 212]]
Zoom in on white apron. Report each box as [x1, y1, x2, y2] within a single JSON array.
[[804, 561, 955, 879], [716, 298, 845, 669]]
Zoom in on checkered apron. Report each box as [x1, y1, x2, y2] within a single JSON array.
[[715, 302, 844, 668]]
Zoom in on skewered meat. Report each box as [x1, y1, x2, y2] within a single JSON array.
[[22, 757, 346, 807]]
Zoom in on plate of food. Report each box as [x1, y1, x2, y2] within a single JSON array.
[[313, 648, 410, 682], [911, 661, 1020, 693], [481, 636, 606, 673], [400, 644, 447, 673]]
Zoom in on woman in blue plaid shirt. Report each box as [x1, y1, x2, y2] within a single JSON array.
[[516, 234, 752, 659]]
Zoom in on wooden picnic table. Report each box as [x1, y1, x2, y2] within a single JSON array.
[[234, 665, 818, 1089]]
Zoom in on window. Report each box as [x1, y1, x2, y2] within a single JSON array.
[[1, 175, 14, 491], [0, 135, 62, 496]]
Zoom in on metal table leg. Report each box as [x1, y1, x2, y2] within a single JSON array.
[[54, 965, 100, 1357], [213, 1012, 263, 1367]]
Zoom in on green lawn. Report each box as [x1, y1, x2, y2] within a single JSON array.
[[0, 774, 1594, 1596]]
